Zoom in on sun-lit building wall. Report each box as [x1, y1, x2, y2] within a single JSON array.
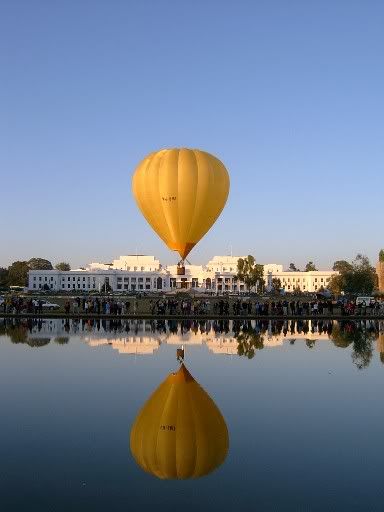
[[28, 255, 336, 293]]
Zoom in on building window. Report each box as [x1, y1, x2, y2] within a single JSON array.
[[33, 277, 36, 281], [117, 284, 122, 290], [33, 284, 36, 289]]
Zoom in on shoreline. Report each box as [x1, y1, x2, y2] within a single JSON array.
[[1, 313, 383, 321]]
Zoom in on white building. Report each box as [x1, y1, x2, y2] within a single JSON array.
[[28, 255, 337, 294]]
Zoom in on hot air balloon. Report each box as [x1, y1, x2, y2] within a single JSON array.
[[130, 363, 229, 479], [132, 148, 230, 263]]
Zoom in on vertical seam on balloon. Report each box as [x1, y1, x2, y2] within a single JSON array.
[[186, 380, 198, 478], [135, 154, 162, 239], [157, 150, 174, 243], [184, 149, 200, 244], [159, 149, 179, 249], [155, 381, 177, 478], [144, 153, 169, 240], [198, 153, 217, 240]]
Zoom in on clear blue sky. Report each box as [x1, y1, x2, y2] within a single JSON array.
[[1, 1, 383, 270]]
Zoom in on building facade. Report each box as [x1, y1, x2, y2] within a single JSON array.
[[28, 255, 337, 294]]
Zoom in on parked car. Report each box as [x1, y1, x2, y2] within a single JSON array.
[[355, 296, 375, 306], [41, 300, 61, 310]]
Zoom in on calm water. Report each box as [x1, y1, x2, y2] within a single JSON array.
[[1, 317, 384, 511]]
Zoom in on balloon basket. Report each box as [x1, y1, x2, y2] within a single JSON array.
[[177, 265, 185, 275]]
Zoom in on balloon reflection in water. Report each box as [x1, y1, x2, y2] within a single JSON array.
[[130, 364, 229, 479]]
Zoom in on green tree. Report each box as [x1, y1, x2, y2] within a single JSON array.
[[28, 258, 53, 270], [379, 250, 384, 262], [289, 263, 298, 271], [237, 256, 264, 292], [345, 254, 376, 294], [0, 267, 8, 288], [333, 260, 353, 273], [272, 277, 282, 291], [329, 254, 376, 295], [7, 261, 29, 286], [55, 262, 71, 271], [305, 261, 317, 271], [327, 274, 344, 295]]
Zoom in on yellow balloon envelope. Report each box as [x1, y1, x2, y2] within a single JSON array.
[[130, 364, 229, 479], [132, 148, 230, 260]]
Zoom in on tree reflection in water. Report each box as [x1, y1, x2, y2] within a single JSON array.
[[331, 321, 377, 369], [0, 317, 384, 369], [233, 321, 263, 359]]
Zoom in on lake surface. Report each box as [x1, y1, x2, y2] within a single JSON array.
[[1, 317, 384, 511]]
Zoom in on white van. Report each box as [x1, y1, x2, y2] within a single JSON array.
[[355, 296, 374, 306]]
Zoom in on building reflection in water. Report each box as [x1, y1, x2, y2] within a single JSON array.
[[130, 362, 229, 479], [1, 318, 384, 368]]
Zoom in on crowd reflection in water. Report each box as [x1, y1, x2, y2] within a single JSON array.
[[1, 317, 384, 369]]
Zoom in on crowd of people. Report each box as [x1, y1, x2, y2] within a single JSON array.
[[1, 294, 384, 317], [148, 297, 384, 317], [63, 297, 134, 315]]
